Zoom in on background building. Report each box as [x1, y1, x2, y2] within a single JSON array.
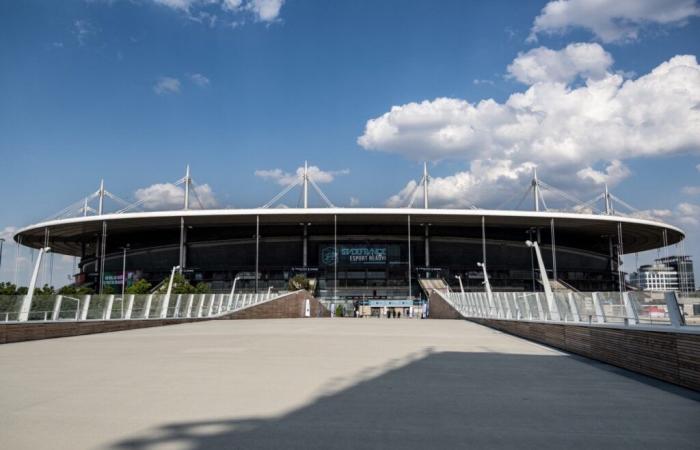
[[654, 255, 695, 293]]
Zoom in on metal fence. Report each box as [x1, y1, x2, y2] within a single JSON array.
[[0, 291, 290, 323], [438, 290, 699, 330]]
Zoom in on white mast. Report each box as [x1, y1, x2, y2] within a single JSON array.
[[184, 165, 190, 211], [98, 179, 105, 215], [303, 160, 309, 209], [532, 168, 540, 212], [423, 161, 429, 209]]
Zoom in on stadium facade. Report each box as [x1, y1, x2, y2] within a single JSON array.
[[12, 165, 685, 300]]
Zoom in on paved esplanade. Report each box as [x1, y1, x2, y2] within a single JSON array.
[[1, 319, 698, 449]]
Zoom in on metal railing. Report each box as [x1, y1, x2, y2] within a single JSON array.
[[0, 291, 292, 323], [437, 289, 699, 331]]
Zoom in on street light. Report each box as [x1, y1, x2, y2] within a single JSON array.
[[120, 244, 130, 297]]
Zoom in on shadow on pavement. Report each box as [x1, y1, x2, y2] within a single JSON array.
[[111, 352, 700, 450]]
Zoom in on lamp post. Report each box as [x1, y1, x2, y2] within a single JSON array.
[[525, 240, 560, 321], [120, 244, 130, 297]]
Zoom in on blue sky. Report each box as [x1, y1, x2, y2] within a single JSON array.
[[1, 0, 699, 286]]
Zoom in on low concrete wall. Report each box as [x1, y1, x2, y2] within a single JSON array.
[[470, 318, 700, 392], [220, 290, 328, 320], [0, 317, 207, 345]]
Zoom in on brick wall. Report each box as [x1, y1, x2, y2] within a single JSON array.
[[470, 318, 700, 392], [428, 291, 462, 319], [220, 291, 328, 320]]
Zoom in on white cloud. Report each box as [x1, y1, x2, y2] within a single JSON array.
[[576, 160, 630, 186], [387, 160, 536, 209], [189, 73, 210, 86], [150, 0, 284, 24], [255, 166, 349, 186], [134, 183, 217, 210], [676, 202, 700, 226], [697, 163, 700, 172], [529, 0, 700, 43], [359, 52, 700, 181], [73, 19, 97, 46], [0, 226, 17, 242], [507, 43, 613, 85], [349, 197, 360, 207], [246, 0, 284, 22], [153, 77, 181, 95], [682, 186, 700, 195]]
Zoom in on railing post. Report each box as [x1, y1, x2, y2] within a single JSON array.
[[217, 294, 224, 314], [143, 294, 153, 319], [52, 295, 63, 321], [80, 295, 91, 321], [185, 294, 194, 318], [104, 294, 115, 320], [534, 293, 545, 320], [173, 294, 183, 318], [125, 294, 134, 319], [664, 291, 685, 328], [196, 294, 205, 318], [567, 292, 580, 322], [592, 292, 606, 323], [622, 292, 638, 325], [207, 294, 215, 316]]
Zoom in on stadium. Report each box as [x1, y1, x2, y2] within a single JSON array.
[[12, 164, 685, 308]]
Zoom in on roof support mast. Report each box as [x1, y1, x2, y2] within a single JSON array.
[[423, 162, 429, 209], [184, 165, 191, 211], [303, 161, 308, 209], [532, 168, 540, 212], [98, 179, 105, 215]]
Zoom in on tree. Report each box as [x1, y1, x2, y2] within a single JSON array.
[[0, 282, 18, 295], [126, 279, 152, 294], [35, 284, 55, 295], [194, 282, 210, 294], [58, 285, 94, 295], [157, 273, 197, 294], [289, 274, 310, 291]]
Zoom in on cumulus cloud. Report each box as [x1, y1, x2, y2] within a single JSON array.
[[0, 226, 17, 242], [576, 160, 630, 186], [359, 52, 700, 175], [682, 186, 700, 195], [246, 0, 285, 22], [507, 43, 613, 85], [529, 0, 700, 43], [153, 77, 181, 95], [151, 0, 284, 24], [189, 73, 210, 86], [387, 160, 536, 209], [349, 197, 360, 207], [134, 183, 217, 210], [361, 49, 700, 210], [255, 166, 349, 186], [676, 202, 700, 226]]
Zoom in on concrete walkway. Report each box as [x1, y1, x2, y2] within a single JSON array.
[[0, 318, 698, 449]]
